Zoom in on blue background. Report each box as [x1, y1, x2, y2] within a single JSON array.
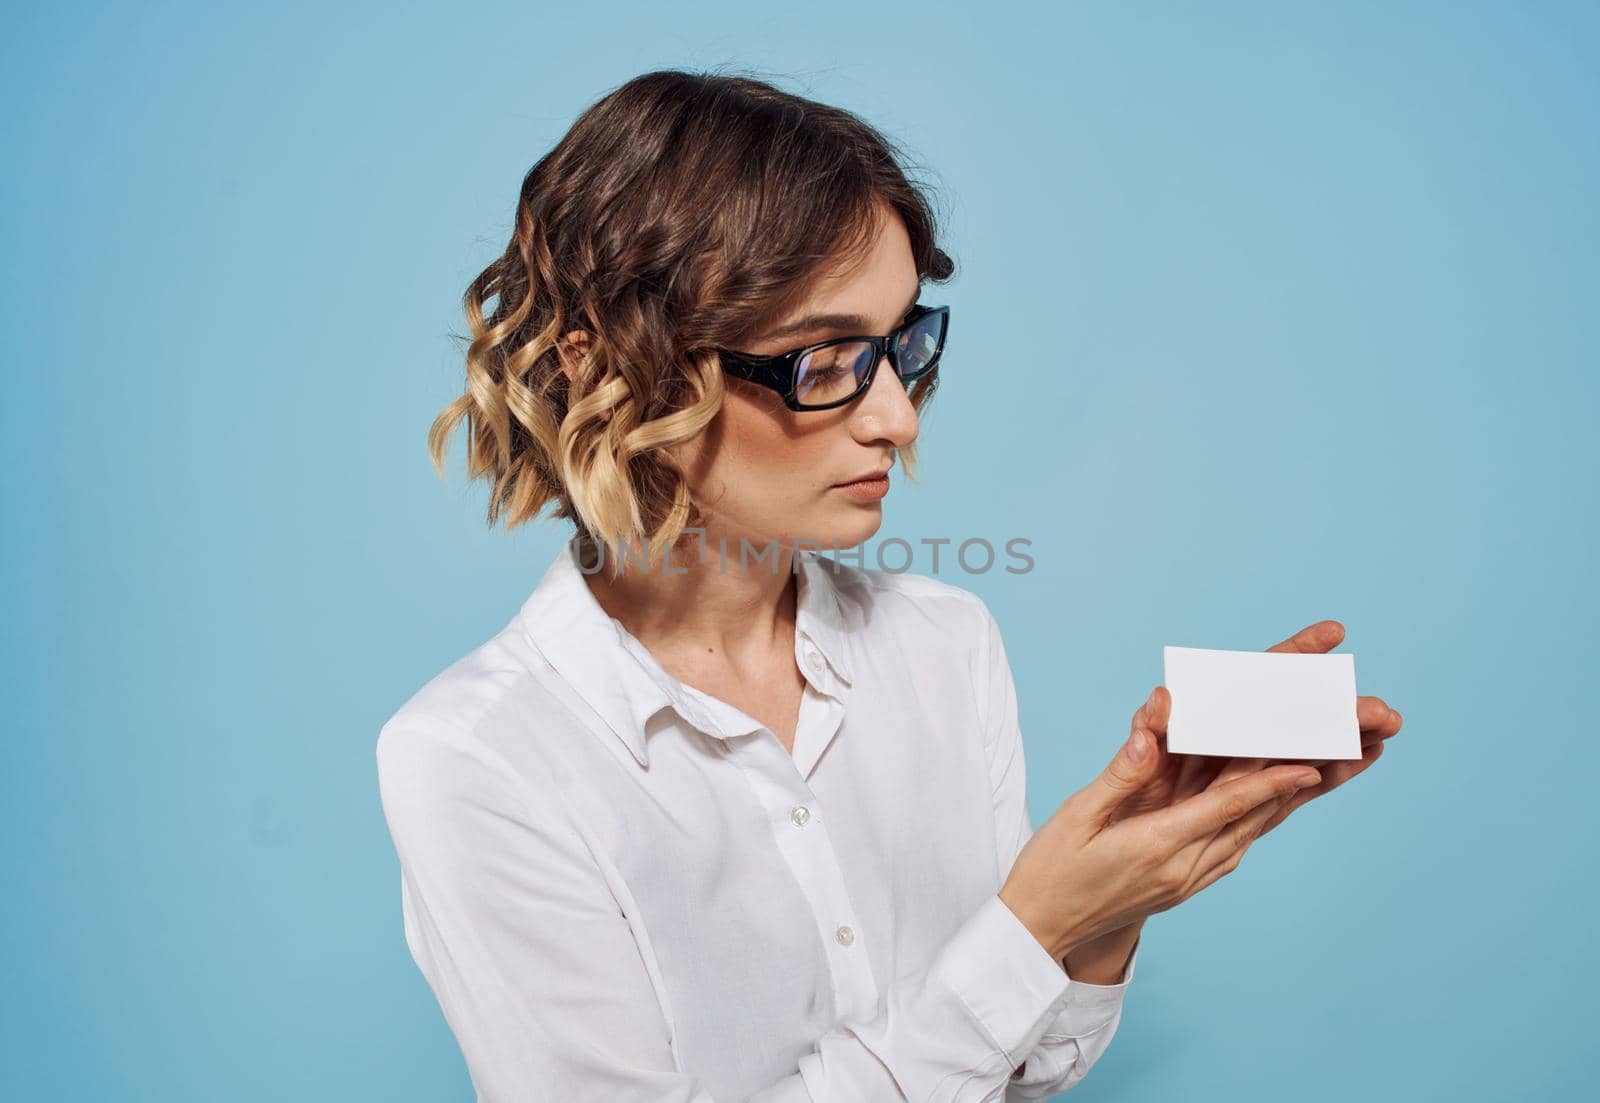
[[4, 2, 1595, 1099]]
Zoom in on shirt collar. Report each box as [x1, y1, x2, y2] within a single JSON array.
[[517, 534, 854, 768], [793, 547, 854, 686]]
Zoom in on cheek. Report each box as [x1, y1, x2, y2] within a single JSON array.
[[718, 391, 781, 447], [708, 395, 831, 493]]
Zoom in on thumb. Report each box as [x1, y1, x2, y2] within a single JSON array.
[[1073, 688, 1164, 821]]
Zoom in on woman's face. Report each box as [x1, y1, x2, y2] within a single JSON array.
[[676, 204, 924, 555]]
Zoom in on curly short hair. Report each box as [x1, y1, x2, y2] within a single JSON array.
[[428, 68, 956, 567]]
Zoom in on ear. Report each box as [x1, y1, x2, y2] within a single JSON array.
[[557, 330, 612, 422], [557, 329, 596, 384]]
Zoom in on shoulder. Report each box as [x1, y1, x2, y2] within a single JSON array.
[[374, 617, 579, 821], [818, 553, 1000, 656]]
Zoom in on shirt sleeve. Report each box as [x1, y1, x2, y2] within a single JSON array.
[[971, 597, 1140, 1099], [376, 713, 1116, 1102]]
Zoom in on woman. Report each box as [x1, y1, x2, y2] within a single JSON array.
[[376, 69, 1402, 1101]]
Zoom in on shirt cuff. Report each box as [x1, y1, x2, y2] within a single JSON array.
[[1049, 935, 1139, 1038], [929, 893, 1078, 1069]]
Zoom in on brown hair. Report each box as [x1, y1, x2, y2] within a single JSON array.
[[428, 68, 956, 566]]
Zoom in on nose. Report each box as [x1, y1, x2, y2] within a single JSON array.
[[850, 352, 920, 449]]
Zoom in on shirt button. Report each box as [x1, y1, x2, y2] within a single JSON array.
[[790, 805, 811, 827], [835, 924, 855, 946], [806, 651, 824, 673]]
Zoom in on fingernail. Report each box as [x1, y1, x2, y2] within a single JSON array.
[[1390, 708, 1402, 725], [1127, 730, 1148, 763], [1145, 688, 1160, 713], [1297, 770, 1321, 788]]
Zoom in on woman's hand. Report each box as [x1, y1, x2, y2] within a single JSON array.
[[1001, 619, 1403, 966], [1113, 620, 1402, 834], [999, 738, 1325, 962]]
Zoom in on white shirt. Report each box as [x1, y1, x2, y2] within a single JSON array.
[[376, 535, 1138, 1101]]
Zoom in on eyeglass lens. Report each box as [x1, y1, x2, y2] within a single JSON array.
[[793, 312, 944, 407]]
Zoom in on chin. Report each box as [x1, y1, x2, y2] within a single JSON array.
[[792, 507, 882, 553]]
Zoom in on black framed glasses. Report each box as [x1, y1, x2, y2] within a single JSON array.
[[716, 304, 949, 411]]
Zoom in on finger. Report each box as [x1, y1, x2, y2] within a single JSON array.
[[1182, 786, 1295, 889], [1138, 685, 1170, 739], [1183, 798, 1283, 896], [1186, 847, 1241, 896], [1163, 691, 1253, 801], [1305, 740, 1386, 798], [1356, 695, 1404, 740], [1143, 765, 1322, 848], [1258, 741, 1385, 836], [1069, 698, 1166, 825], [1172, 752, 1228, 803], [1176, 748, 1276, 803], [1265, 620, 1345, 654], [1251, 696, 1401, 778], [1172, 757, 1215, 802], [1208, 756, 1270, 789]]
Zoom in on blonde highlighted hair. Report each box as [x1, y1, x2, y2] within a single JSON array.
[[428, 68, 955, 569]]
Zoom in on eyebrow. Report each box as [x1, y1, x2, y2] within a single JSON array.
[[760, 283, 923, 343]]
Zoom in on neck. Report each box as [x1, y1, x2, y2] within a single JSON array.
[[580, 531, 803, 673]]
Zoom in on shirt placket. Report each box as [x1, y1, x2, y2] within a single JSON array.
[[719, 679, 880, 1025]]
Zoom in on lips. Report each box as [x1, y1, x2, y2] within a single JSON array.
[[834, 467, 891, 487]]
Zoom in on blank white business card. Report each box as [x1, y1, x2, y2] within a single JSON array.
[[1163, 645, 1362, 760]]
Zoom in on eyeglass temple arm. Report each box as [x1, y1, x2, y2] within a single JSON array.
[[717, 351, 795, 394]]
